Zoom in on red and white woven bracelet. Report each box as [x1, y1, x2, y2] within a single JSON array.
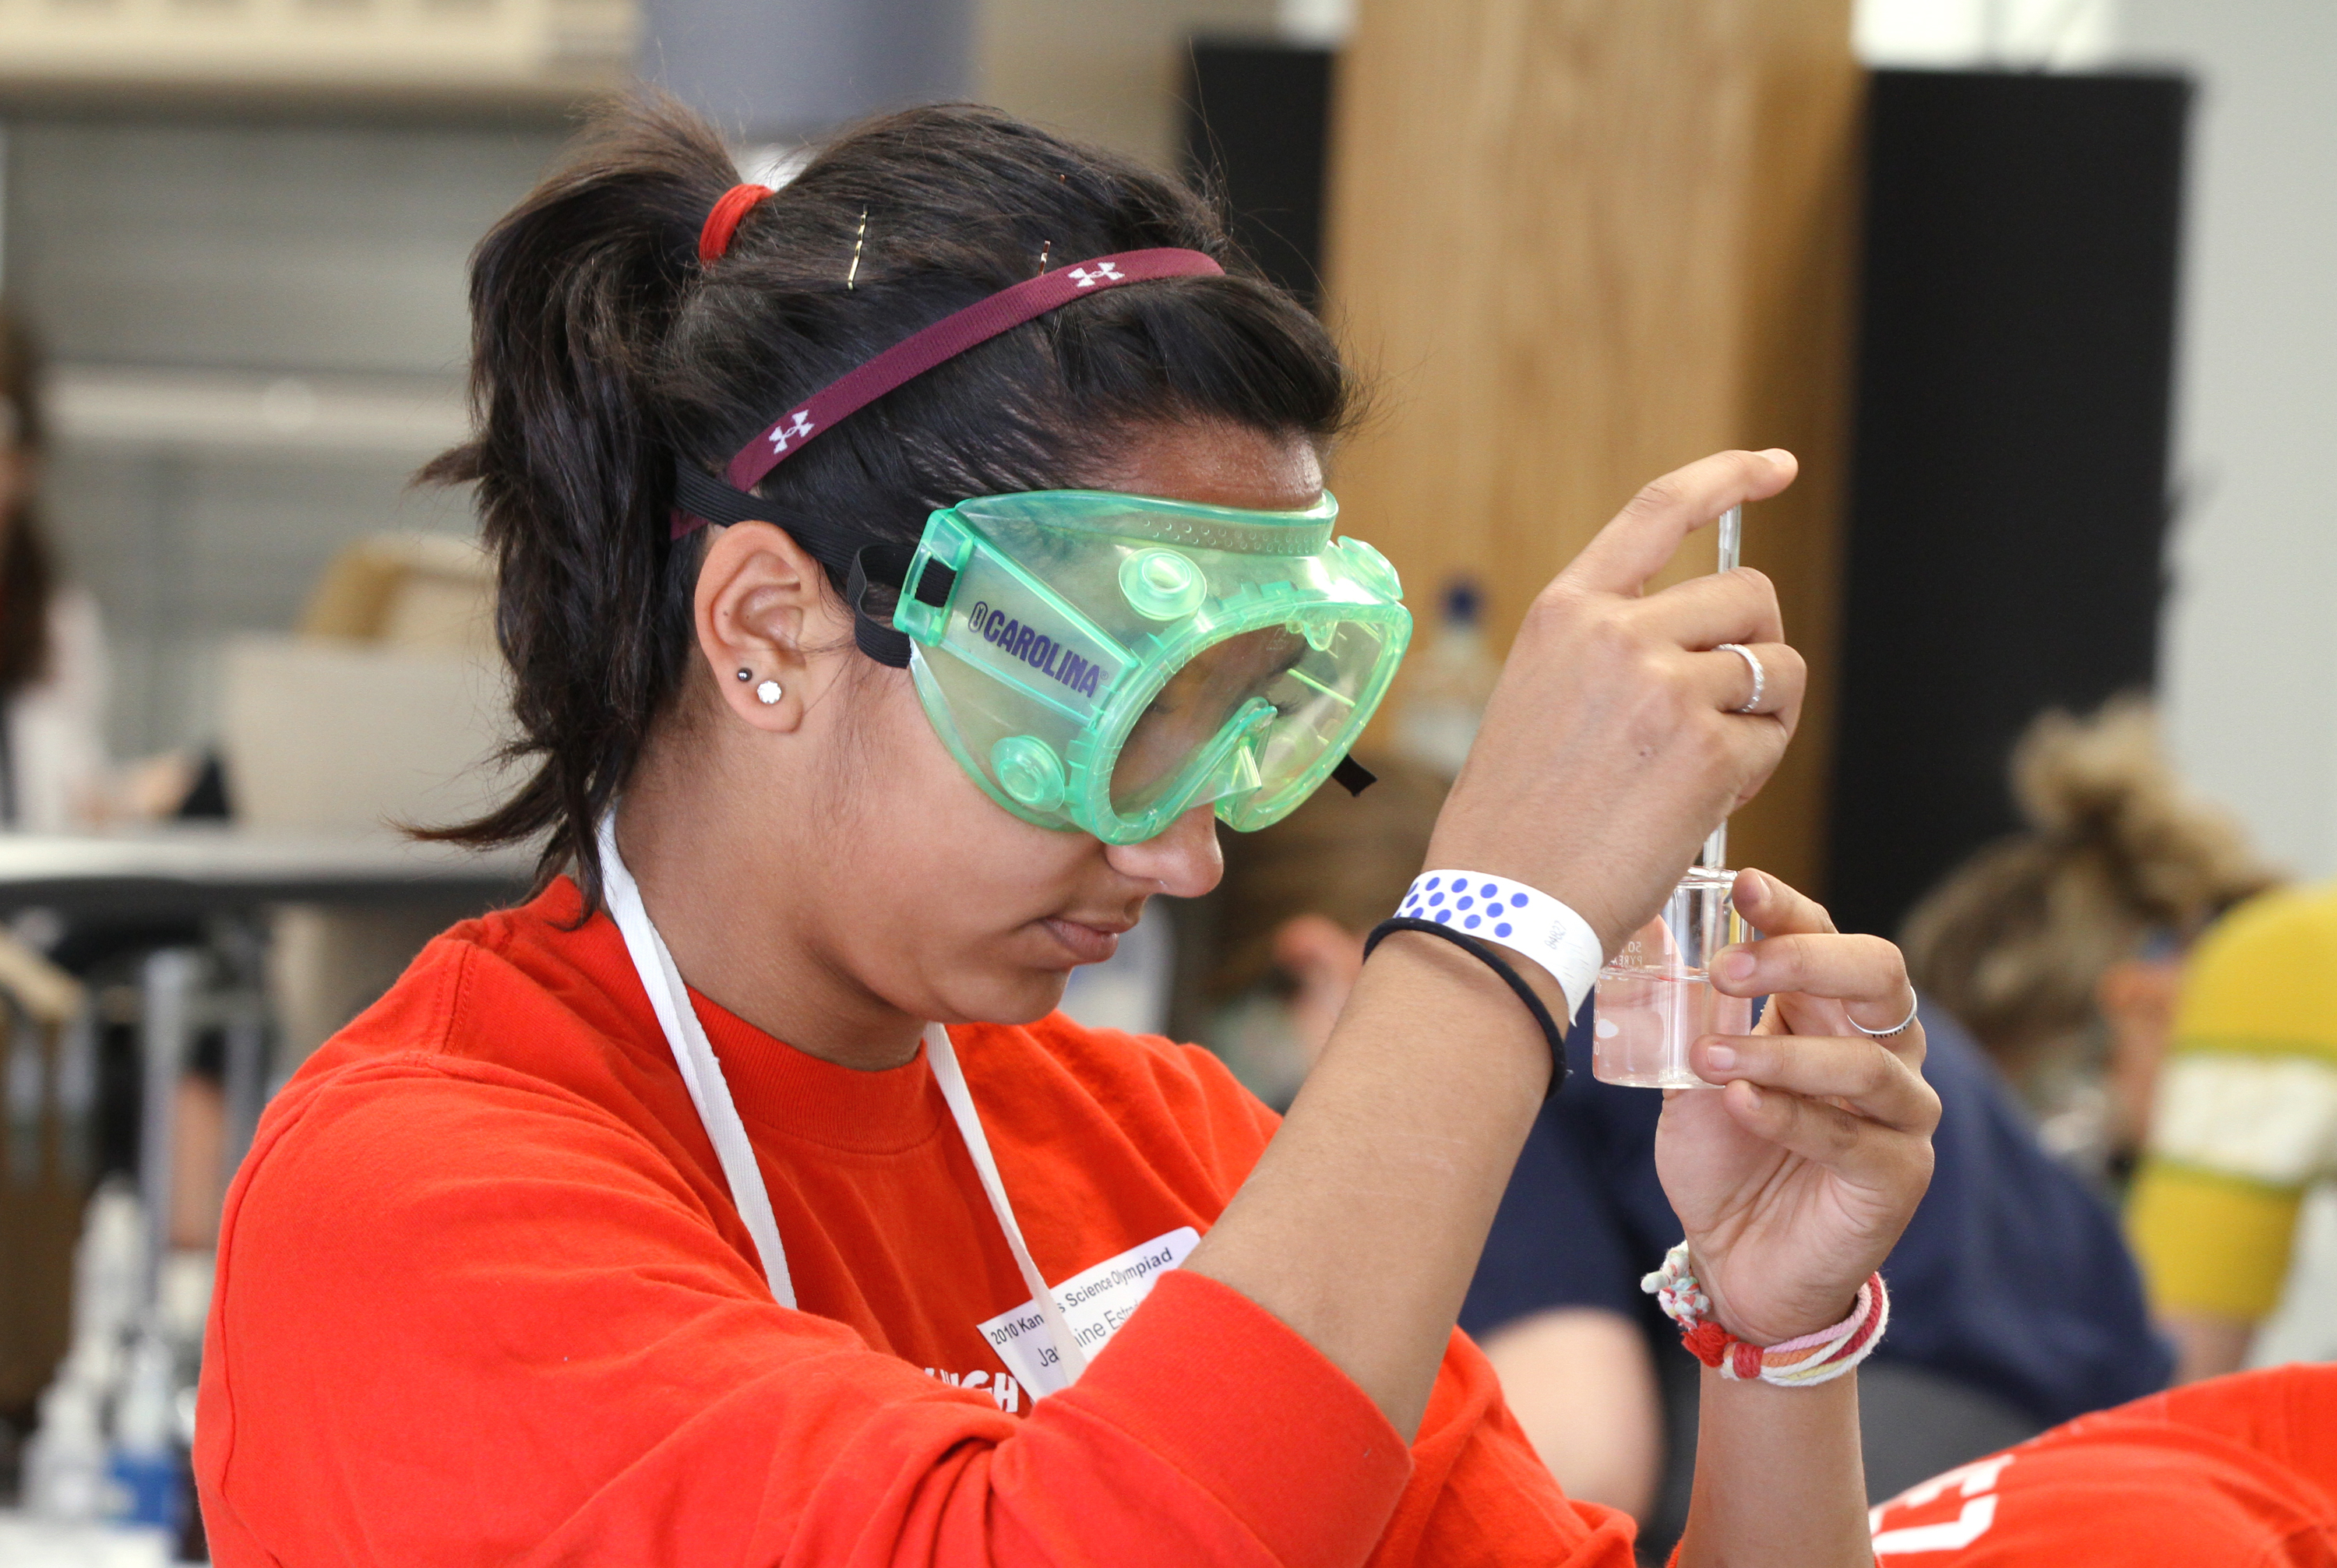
[[1640, 1243, 1889, 1387]]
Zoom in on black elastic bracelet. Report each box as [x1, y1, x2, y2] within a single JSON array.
[[1362, 916, 1570, 1098]]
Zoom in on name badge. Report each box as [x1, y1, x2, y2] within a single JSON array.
[[976, 1226, 1199, 1398]]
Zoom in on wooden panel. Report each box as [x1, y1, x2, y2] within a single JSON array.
[[975, 0, 1278, 167], [1324, 0, 1859, 898]]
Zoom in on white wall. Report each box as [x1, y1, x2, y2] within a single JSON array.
[[975, 0, 1278, 167], [2117, 0, 2337, 880], [1856, 0, 2117, 68]]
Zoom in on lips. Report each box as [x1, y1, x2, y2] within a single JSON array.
[[1038, 915, 1132, 966]]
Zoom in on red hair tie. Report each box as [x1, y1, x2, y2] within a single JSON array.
[[699, 183, 774, 263]]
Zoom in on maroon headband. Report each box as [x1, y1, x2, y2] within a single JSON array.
[[673, 246, 1225, 538]]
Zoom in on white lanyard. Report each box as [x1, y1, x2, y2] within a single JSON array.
[[594, 816, 1090, 1389]]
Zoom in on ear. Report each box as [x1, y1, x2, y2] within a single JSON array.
[[693, 521, 859, 732]]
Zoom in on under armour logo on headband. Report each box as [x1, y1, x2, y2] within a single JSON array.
[[675, 248, 1227, 544], [768, 410, 815, 454]]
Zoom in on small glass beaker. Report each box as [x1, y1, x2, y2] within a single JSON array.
[[1591, 865, 1754, 1088]]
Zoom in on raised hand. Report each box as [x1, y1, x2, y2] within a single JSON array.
[[1426, 449, 1807, 957], [1654, 870, 1940, 1346]]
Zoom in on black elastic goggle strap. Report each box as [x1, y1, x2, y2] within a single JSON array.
[[671, 463, 861, 581], [847, 544, 958, 669], [1330, 754, 1378, 796], [847, 544, 916, 668], [674, 461, 957, 669], [671, 463, 770, 532]]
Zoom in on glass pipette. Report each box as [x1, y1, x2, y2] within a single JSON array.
[[1698, 502, 1742, 872]]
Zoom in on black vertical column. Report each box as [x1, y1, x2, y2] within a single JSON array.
[[1829, 69, 2191, 940], [1182, 39, 1336, 310]]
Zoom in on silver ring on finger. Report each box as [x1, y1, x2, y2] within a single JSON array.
[[1715, 643, 1765, 714], [1849, 993, 1919, 1038]]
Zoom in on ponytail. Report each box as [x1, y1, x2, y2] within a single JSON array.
[[417, 100, 740, 907]]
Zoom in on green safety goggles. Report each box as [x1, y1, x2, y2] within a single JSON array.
[[889, 489, 1412, 843]]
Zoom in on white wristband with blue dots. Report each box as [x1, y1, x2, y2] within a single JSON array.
[[1397, 870, 1604, 1024]]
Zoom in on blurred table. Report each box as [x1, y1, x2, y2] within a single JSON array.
[[0, 826, 534, 919]]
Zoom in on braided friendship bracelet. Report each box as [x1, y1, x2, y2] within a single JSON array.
[[1640, 1242, 1889, 1387]]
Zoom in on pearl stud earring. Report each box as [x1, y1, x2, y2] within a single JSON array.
[[735, 668, 753, 682], [756, 680, 783, 706]]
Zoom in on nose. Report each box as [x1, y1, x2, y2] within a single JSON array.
[[1103, 805, 1222, 898]]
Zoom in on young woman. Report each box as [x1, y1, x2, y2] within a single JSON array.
[[0, 315, 110, 830], [194, 98, 1940, 1566]]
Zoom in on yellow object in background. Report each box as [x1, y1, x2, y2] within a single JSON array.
[[2130, 884, 2337, 1320]]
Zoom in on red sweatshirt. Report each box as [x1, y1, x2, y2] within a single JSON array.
[[196, 879, 1631, 1566]]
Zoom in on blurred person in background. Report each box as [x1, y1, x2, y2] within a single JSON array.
[[1208, 744, 2170, 1545], [2127, 879, 2337, 1383], [0, 321, 241, 1272], [0, 314, 203, 830], [1901, 697, 2276, 1184], [1201, 752, 1443, 1105], [0, 314, 111, 832]]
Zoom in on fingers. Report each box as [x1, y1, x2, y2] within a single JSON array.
[[1634, 566, 1785, 650], [1566, 449, 1799, 596], [1690, 1032, 1938, 1136], [1717, 930, 1920, 1045], [1711, 1076, 1938, 1195], [1714, 880, 1926, 1061], [1714, 931, 1900, 1004], [1725, 869, 1838, 937]]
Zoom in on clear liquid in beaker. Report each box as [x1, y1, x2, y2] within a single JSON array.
[[1591, 865, 1753, 1088], [1590, 967, 1755, 1088]]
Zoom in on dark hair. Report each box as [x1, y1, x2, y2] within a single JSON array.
[[0, 315, 56, 698], [421, 93, 1350, 908]]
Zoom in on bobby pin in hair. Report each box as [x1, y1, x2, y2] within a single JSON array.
[[847, 209, 868, 290]]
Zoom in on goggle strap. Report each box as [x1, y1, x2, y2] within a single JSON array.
[[1330, 754, 1378, 797], [672, 464, 956, 670], [848, 544, 916, 668], [668, 465, 855, 575], [847, 544, 958, 669]]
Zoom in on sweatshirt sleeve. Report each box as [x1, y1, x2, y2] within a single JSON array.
[[197, 1058, 1630, 1568], [1366, 1329, 1639, 1568]]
